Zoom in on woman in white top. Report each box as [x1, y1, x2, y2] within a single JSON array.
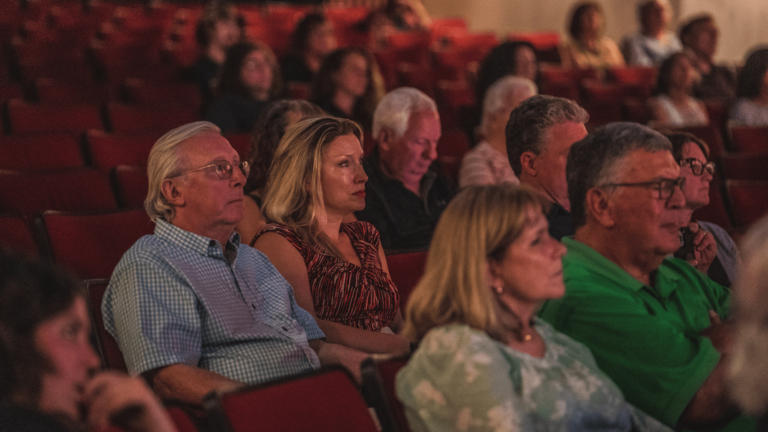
[[730, 47, 768, 126], [458, 76, 536, 188], [648, 52, 708, 128]]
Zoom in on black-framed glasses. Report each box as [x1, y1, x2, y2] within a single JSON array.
[[602, 177, 686, 200], [680, 158, 715, 176], [171, 160, 250, 180]]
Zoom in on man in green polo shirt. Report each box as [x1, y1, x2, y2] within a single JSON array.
[[540, 122, 752, 431]]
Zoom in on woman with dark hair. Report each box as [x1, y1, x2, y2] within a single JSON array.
[[475, 41, 538, 103], [237, 99, 326, 244], [730, 47, 768, 126], [0, 249, 175, 432], [204, 40, 282, 134], [311, 47, 383, 131], [560, 1, 625, 70], [648, 52, 708, 127], [280, 13, 338, 84]]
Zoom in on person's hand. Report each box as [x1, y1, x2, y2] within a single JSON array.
[[83, 372, 177, 432], [700, 310, 734, 355], [687, 222, 717, 273]]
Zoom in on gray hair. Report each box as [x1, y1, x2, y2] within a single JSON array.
[[372, 87, 437, 140], [480, 76, 537, 136], [145, 121, 222, 222], [566, 122, 672, 228], [505, 95, 589, 176], [730, 215, 768, 416]]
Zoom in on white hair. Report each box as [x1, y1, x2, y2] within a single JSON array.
[[145, 121, 221, 222], [480, 76, 537, 135], [372, 87, 437, 140]]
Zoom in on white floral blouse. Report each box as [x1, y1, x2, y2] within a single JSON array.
[[395, 320, 672, 432]]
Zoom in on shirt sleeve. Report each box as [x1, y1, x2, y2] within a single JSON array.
[[289, 285, 326, 341], [102, 257, 203, 375], [458, 150, 495, 188], [395, 326, 531, 432]]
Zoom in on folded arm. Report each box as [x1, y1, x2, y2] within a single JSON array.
[[145, 364, 243, 408]]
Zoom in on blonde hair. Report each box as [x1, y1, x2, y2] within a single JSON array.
[[145, 121, 221, 222], [402, 184, 545, 343], [261, 116, 363, 257]]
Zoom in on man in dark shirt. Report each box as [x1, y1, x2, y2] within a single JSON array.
[[505, 95, 589, 240], [680, 14, 737, 104], [355, 87, 455, 250]]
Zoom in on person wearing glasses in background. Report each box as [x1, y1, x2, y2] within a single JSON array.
[[103, 121, 367, 409], [540, 123, 754, 431], [665, 132, 738, 287]]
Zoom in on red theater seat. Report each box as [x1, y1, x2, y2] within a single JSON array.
[[720, 153, 768, 181], [727, 180, 768, 227], [107, 103, 199, 134], [385, 249, 428, 313], [0, 134, 84, 170], [112, 165, 148, 209], [361, 355, 412, 432], [6, 99, 103, 135], [729, 125, 768, 154], [0, 214, 38, 255], [84, 279, 128, 372], [87, 130, 159, 169]]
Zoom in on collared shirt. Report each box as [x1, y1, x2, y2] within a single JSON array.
[[102, 219, 324, 385], [546, 202, 575, 241], [355, 148, 456, 251], [458, 141, 519, 188], [539, 237, 730, 427]]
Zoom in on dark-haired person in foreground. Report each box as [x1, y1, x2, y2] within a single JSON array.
[[103, 121, 367, 408], [0, 249, 176, 432], [540, 123, 754, 431]]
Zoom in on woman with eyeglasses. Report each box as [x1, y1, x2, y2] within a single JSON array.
[[251, 116, 410, 356], [664, 132, 739, 287]]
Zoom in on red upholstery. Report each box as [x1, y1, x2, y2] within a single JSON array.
[[112, 165, 149, 209], [0, 214, 38, 255], [107, 103, 199, 134], [35, 78, 114, 104], [42, 209, 153, 280], [720, 153, 768, 181], [729, 125, 768, 154], [223, 133, 252, 160], [123, 79, 202, 109], [374, 357, 411, 432], [0, 134, 84, 170], [539, 67, 599, 85], [610, 66, 658, 85], [675, 125, 726, 158], [286, 81, 311, 100], [507, 32, 560, 50], [397, 63, 436, 97], [384, 250, 428, 313], [622, 98, 650, 124], [0, 169, 116, 219], [7, 99, 103, 135], [166, 406, 201, 432], [207, 367, 378, 432], [727, 180, 768, 227], [84, 279, 128, 372], [580, 79, 625, 103], [87, 131, 159, 169], [0, 83, 24, 102]]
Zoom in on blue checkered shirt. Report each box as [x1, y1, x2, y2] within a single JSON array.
[[102, 219, 324, 384]]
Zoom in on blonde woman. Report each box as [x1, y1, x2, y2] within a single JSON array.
[[251, 116, 409, 355], [396, 184, 671, 432]]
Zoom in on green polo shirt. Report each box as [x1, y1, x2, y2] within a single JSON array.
[[539, 237, 730, 427]]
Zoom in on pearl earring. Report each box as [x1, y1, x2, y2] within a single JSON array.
[[493, 284, 503, 294]]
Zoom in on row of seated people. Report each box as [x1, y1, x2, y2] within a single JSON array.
[[3, 84, 768, 430]]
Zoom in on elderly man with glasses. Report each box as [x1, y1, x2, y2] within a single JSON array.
[[102, 121, 367, 408], [540, 123, 753, 431]]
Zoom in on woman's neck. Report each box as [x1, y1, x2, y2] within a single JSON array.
[[333, 91, 356, 116], [318, 212, 344, 243]]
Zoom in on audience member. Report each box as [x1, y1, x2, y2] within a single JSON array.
[[665, 132, 738, 287], [560, 2, 625, 71], [252, 117, 409, 355], [731, 47, 768, 126], [0, 249, 176, 432], [622, 0, 681, 67], [204, 41, 282, 135], [730, 215, 768, 428], [540, 122, 749, 431], [102, 121, 367, 407], [384, 0, 432, 31], [238, 100, 325, 244], [354, 10, 396, 51], [280, 13, 337, 84], [680, 14, 737, 104], [648, 52, 709, 128], [459, 76, 537, 187], [355, 88, 456, 250], [181, 1, 241, 105], [505, 94, 589, 240], [311, 47, 384, 131], [396, 184, 671, 432]]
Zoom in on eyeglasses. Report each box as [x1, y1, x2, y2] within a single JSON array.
[[602, 177, 686, 200], [171, 160, 250, 180], [680, 158, 715, 176]]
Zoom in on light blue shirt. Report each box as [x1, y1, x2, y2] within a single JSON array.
[[102, 219, 324, 384]]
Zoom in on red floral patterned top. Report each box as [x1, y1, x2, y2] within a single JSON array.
[[252, 222, 399, 331]]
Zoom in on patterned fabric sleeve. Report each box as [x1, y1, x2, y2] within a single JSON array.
[[459, 148, 496, 188]]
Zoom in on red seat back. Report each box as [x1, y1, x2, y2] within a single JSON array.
[[385, 250, 428, 313], [727, 180, 768, 227], [112, 165, 149, 209], [207, 367, 378, 432], [87, 130, 159, 169], [0, 134, 84, 170], [7, 99, 103, 135], [0, 214, 38, 255], [729, 125, 768, 154], [720, 153, 768, 181], [84, 279, 128, 371], [361, 355, 412, 432], [223, 133, 251, 160], [107, 103, 199, 134]]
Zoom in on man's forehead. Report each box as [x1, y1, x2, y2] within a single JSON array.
[[179, 133, 237, 160], [620, 149, 678, 179], [405, 110, 440, 135]]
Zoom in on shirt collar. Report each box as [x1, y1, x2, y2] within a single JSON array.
[[154, 218, 241, 262]]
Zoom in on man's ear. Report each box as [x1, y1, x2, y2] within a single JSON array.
[[377, 128, 393, 152], [585, 187, 615, 228], [520, 151, 538, 177], [161, 179, 185, 207]]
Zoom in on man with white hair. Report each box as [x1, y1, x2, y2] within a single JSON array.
[[102, 121, 366, 407], [355, 87, 455, 250], [459, 75, 537, 188]]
